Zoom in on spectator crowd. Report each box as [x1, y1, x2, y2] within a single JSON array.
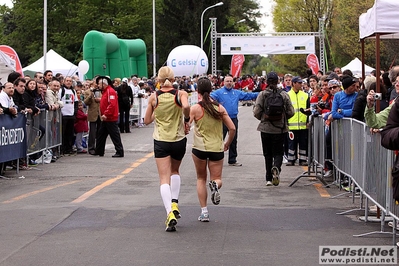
[[0, 66, 396, 174]]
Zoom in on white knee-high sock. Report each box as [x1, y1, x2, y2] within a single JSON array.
[[170, 174, 181, 201], [160, 184, 172, 214]]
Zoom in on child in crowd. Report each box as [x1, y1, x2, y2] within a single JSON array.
[[74, 101, 88, 153]]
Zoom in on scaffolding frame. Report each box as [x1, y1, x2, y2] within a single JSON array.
[[209, 17, 326, 76]]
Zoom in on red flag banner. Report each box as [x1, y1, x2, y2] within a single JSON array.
[[230, 54, 245, 78], [306, 54, 320, 75], [0, 45, 23, 76]]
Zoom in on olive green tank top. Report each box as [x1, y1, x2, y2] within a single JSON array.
[[153, 88, 185, 142], [193, 102, 224, 152]]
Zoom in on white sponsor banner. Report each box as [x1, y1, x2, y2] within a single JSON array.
[[221, 35, 315, 55]]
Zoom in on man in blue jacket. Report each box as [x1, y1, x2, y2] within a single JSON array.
[[330, 75, 359, 120], [211, 75, 259, 166]]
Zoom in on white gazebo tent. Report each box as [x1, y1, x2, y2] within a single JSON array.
[[22, 49, 78, 77], [359, 0, 399, 40], [359, 0, 399, 110], [342, 57, 375, 76]]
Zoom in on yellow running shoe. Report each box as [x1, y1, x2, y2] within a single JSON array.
[[171, 202, 181, 219], [165, 211, 177, 232]]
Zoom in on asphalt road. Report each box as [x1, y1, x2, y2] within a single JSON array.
[[0, 105, 396, 266]]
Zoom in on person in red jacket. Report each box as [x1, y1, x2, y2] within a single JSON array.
[[74, 100, 88, 153], [91, 76, 124, 157]]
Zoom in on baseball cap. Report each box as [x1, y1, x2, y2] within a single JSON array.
[[292, 76, 303, 83]]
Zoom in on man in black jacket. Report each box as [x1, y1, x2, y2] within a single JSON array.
[[12, 77, 29, 114]]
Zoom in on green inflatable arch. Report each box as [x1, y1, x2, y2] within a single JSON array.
[[83, 30, 148, 80]]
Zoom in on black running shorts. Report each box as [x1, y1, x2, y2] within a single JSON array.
[[192, 148, 224, 161], [154, 138, 187, 160]]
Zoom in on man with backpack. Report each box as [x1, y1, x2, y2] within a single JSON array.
[[253, 72, 295, 186]]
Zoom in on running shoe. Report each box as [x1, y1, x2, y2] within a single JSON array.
[[28, 159, 38, 166], [271, 166, 280, 186], [209, 180, 220, 205], [266, 181, 273, 186], [283, 155, 288, 164], [228, 162, 242, 166], [323, 170, 333, 177], [171, 202, 181, 219], [198, 212, 210, 222], [165, 211, 177, 232]]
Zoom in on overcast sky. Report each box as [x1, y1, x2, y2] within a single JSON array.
[[260, 0, 274, 32]]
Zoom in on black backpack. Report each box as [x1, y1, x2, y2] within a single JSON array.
[[264, 89, 284, 121]]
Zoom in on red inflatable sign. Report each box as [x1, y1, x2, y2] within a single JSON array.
[[230, 54, 245, 78], [306, 54, 319, 75]]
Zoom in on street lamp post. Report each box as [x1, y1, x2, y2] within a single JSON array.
[[200, 2, 223, 50], [153, 0, 156, 77]]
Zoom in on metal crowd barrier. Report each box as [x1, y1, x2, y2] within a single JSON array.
[[288, 115, 399, 244], [26, 109, 62, 157], [289, 114, 328, 187], [129, 97, 142, 124], [330, 118, 399, 244], [0, 109, 61, 177]]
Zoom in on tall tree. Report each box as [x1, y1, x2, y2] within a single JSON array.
[[329, 0, 374, 68], [329, 0, 398, 71], [0, 0, 261, 76], [0, 0, 153, 68], [272, 0, 333, 75], [157, 0, 261, 75]]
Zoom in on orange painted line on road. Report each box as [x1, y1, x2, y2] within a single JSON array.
[[2, 180, 81, 204], [313, 183, 330, 198], [145, 152, 154, 158], [71, 175, 125, 203], [71, 152, 154, 203], [122, 168, 133, 174], [131, 162, 141, 168]]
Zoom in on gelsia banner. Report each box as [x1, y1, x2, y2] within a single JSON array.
[[0, 45, 23, 76], [306, 53, 320, 74], [230, 54, 245, 78], [0, 113, 27, 163]]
